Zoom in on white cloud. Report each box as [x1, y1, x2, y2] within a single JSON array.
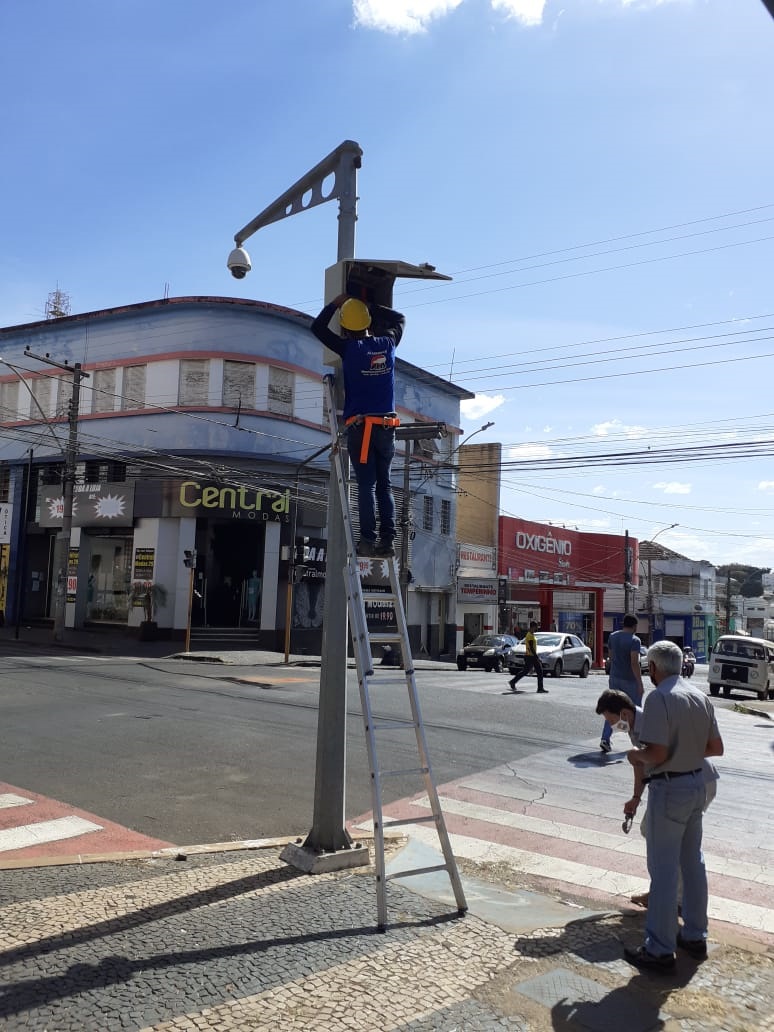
[[591, 418, 648, 439], [460, 393, 505, 419], [353, 0, 688, 34], [653, 481, 691, 495], [353, 0, 464, 33], [758, 481, 774, 493], [491, 0, 546, 26], [507, 442, 553, 460]]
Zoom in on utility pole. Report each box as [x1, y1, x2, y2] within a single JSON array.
[[726, 570, 732, 634], [227, 142, 451, 869], [623, 529, 631, 614], [24, 349, 89, 641]]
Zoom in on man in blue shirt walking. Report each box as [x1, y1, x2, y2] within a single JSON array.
[[601, 613, 644, 752]]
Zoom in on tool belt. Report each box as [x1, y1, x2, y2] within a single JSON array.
[[345, 413, 400, 463], [644, 768, 702, 784]]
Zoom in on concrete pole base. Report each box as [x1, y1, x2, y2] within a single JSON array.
[[280, 841, 370, 874]]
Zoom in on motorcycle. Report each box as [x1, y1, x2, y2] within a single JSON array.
[[681, 650, 696, 678]]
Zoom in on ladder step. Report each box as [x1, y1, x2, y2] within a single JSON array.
[[385, 863, 451, 882], [383, 814, 438, 829], [371, 719, 418, 731], [361, 591, 399, 603], [369, 633, 403, 645], [380, 766, 429, 778]]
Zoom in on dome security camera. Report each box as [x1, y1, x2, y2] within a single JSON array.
[[227, 246, 252, 279]]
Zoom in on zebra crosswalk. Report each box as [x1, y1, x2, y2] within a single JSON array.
[[355, 705, 774, 942]]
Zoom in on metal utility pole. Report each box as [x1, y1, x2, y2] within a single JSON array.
[[228, 142, 363, 860], [228, 143, 451, 869], [725, 570, 733, 634], [24, 349, 89, 641], [646, 523, 678, 645], [623, 530, 632, 614]]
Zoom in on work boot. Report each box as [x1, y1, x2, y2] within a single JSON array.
[[357, 539, 378, 557], [676, 933, 707, 960], [375, 539, 396, 557], [624, 945, 676, 972]]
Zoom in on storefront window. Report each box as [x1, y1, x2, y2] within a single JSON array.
[[86, 536, 132, 622]]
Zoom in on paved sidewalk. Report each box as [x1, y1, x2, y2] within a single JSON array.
[[1, 838, 772, 1031], [0, 623, 457, 670]]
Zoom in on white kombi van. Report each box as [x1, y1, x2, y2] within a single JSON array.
[[708, 634, 774, 701]]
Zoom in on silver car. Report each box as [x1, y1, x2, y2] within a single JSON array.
[[506, 632, 592, 678]]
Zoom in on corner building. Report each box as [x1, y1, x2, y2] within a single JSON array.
[[0, 297, 470, 654]]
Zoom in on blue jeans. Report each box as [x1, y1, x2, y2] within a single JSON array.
[[643, 774, 707, 955], [601, 678, 641, 743], [347, 423, 396, 543]]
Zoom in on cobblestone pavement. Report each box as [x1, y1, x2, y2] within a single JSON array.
[[1, 844, 772, 1031]]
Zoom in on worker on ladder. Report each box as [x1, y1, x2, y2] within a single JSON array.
[[312, 294, 405, 558]]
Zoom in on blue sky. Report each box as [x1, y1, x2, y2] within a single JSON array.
[[1, 0, 773, 569]]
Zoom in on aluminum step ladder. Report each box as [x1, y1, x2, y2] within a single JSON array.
[[324, 375, 467, 929]]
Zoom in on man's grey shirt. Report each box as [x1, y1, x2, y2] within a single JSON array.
[[638, 675, 720, 777]]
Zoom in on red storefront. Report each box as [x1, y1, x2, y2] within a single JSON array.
[[498, 517, 638, 667]]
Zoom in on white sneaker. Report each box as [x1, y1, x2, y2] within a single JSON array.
[[600, 739, 612, 753]]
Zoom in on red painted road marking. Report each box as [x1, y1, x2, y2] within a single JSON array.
[[0, 781, 173, 861]]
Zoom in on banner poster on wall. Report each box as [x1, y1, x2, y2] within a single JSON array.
[[67, 547, 79, 603]]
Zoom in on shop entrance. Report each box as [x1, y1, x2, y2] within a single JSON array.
[[197, 521, 265, 628], [463, 611, 483, 645]]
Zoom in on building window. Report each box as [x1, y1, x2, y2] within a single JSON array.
[[122, 365, 147, 410], [440, 498, 451, 536], [268, 366, 293, 417], [93, 368, 116, 414], [0, 380, 19, 421], [0, 465, 9, 502], [223, 360, 255, 409], [179, 359, 209, 405], [53, 376, 70, 418], [30, 376, 52, 419], [84, 461, 101, 483], [423, 495, 434, 532]]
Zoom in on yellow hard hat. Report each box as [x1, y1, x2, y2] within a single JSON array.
[[339, 298, 371, 332]]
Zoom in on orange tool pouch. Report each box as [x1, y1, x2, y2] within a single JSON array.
[[346, 414, 400, 463]]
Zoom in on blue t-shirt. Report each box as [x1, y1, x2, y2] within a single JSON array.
[[608, 629, 642, 685], [338, 335, 396, 420]]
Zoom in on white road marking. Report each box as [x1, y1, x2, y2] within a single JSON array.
[[410, 794, 774, 887], [404, 824, 774, 934], [0, 794, 34, 810], [0, 815, 103, 852]]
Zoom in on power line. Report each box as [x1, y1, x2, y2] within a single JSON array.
[[405, 233, 774, 309]]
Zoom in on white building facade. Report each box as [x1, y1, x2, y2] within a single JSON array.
[[0, 297, 471, 654]]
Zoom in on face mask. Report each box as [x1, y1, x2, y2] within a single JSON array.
[[613, 720, 630, 734]]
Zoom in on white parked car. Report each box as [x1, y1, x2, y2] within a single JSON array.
[[507, 632, 592, 678]]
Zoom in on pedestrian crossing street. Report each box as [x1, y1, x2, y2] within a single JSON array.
[[355, 705, 774, 941], [0, 783, 172, 862]]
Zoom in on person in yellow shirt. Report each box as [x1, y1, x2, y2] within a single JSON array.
[[509, 621, 547, 694]]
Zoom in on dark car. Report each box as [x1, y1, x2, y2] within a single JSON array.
[[457, 634, 518, 673], [507, 632, 592, 678], [604, 645, 649, 675]]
